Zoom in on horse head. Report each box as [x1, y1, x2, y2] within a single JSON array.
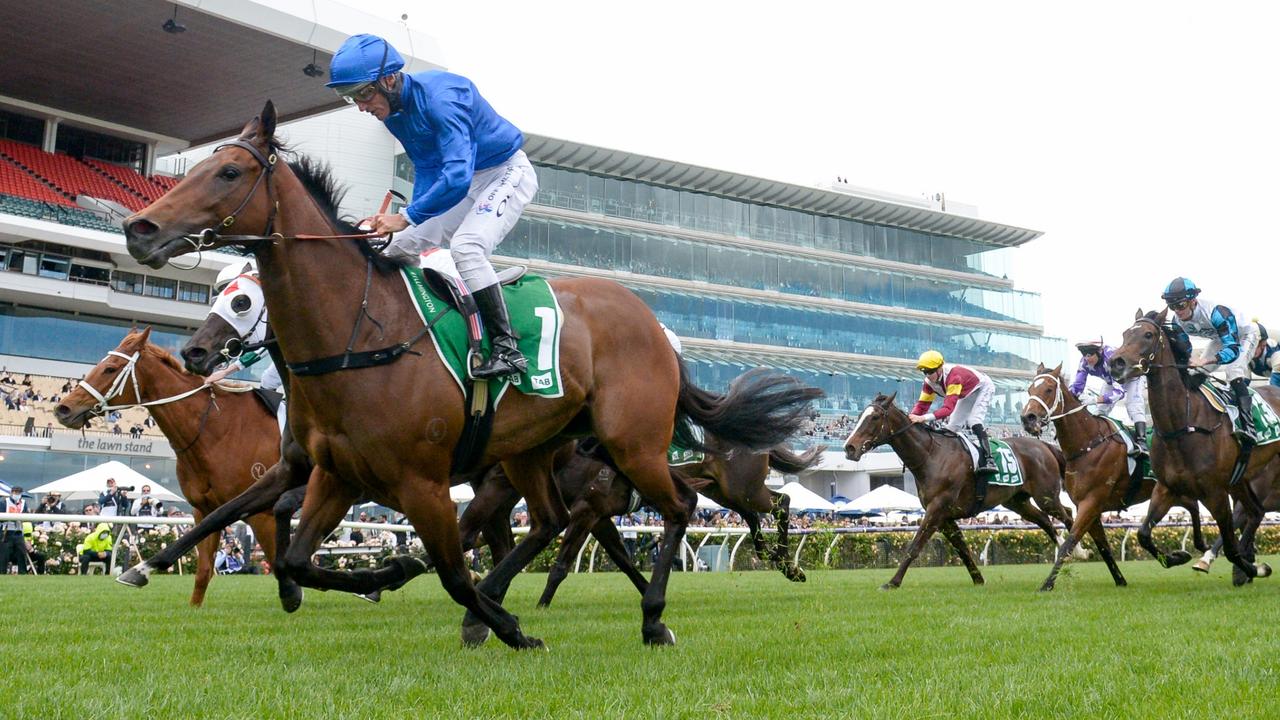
[[843, 392, 903, 461], [124, 102, 280, 268], [183, 262, 269, 375], [1021, 362, 1064, 436], [55, 327, 153, 428], [1110, 308, 1169, 383]]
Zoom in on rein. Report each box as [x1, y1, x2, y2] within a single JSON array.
[[1128, 317, 1224, 439], [1025, 372, 1120, 460]]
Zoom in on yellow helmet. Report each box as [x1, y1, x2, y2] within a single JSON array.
[[916, 350, 944, 371]]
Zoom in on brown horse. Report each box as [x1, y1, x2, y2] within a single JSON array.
[[1109, 310, 1280, 585], [844, 392, 1073, 589], [1020, 363, 1208, 591], [120, 102, 821, 648], [52, 328, 278, 606], [519, 438, 821, 607]]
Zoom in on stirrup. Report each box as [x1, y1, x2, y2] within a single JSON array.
[[471, 350, 527, 380]]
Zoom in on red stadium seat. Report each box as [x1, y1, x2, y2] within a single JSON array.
[[0, 139, 146, 211], [0, 153, 77, 206]]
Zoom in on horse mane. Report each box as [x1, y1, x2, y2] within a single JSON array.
[[141, 340, 193, 378], [284, 151, 402, 273]]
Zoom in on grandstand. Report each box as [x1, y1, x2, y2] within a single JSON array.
[[0, 0, 1061, 503]]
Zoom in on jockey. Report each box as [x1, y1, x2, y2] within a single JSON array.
[[1069, 337, 1149, 454], [1250, 323, 1280, 388], [328, 34, 537, 380], [908, 350, 998, 477], [1162, 277, 1261, 446], [207, 259, 286, 428]]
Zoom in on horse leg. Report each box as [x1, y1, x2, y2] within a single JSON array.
[[589, 517, 650, 596], [1084, 516, 1126, 587], [1189, 502, 1210, 553], [119, 458, 301, 587], [400, 477, 544, 650], [270, 485, 308, 612], [1136, 484, 1190, 568], [938, 518, 984, 586], [1038, 490, 1103, 592], [767, 489, 805, 582], [1003, 495, 1060, 547], [1195, 535, 1224, 574], [278, 469, 427, 606], [1227, 484, 1269, 586], [635, 469, 695, 646], [537, 496, 601, 608], [1203, 490, 1266, 586], [189, 510, 217, 607], [882, 508, 942, 590], [463, 447, 569, 646]]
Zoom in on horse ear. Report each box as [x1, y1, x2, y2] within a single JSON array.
[[1134, 308, 1144, 320], [259, 100, 277, 143], [1156, 307, 1169, 324], [1035, 361, 1045, 373], [1053, 362, 1063, 375], [138, 326, 153, 345], [885, 391, 897, 406]]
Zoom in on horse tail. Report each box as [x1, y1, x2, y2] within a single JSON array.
[[674, 363, 823, 453], [767, 445, 824, 474]]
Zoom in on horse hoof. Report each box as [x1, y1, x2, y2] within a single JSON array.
[[461, 622, 492, 648], [1038, 582, 1055, 593], [280, 586, 304, 613], [643, 625, 677, 646], [1192, 560, 1211, 574], [1165, 550, 1192, 568], [879, 583, 899, 591], [786, 567, 807, 583], [535, 599, 552, 609], [117, 566, 150, 588], [357, 591, 381, 604], [519, 636, 547, 651], [1257, 563, 1272, 578]]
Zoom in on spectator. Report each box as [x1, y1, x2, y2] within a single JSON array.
[[133, 485, 163, 530], [23, 416, 35, 436], [79, 522, 113, 574], [2, 486, 29, 574], [34, 492, 65, 520], [98, 478, 129, 517], [22, 522, 46, 574], [19, 374, 31, 387], [42, 423, 53, 439], [0, 370, 12, 386], [112, 424, 122, 435]]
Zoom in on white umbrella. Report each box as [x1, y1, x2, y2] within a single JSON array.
[[29, 461, 183, 503], [778, 481, 836, 512], [449, 483, 475, 503], [839, 484, 923, 515], [696, 493, 722, 511]]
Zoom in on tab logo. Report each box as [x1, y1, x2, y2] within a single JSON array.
[[530, 373, 553, 390]]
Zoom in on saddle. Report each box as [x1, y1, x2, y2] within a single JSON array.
[[252, 387, 283, 418]]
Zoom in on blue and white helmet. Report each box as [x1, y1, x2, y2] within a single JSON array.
[[326, 34, 405, 89], [1161, 277, 1201, 304]]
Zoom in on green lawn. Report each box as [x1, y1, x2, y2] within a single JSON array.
[[5, 560, 1280, 719]]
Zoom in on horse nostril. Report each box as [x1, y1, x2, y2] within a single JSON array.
[[54, 404, 70, 418], [127, 218, 159, 237], [184, 347, 207, 363]]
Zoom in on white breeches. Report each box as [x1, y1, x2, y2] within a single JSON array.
[[945, 380, 995, 431], [390, 150, 538, 291]]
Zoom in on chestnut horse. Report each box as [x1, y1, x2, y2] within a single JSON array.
[[1020, 362, 1207, 591], [120, 102, 821, 648], [1109, 310, 1280, 585], [53, 328, 277, 606], [844, 392, 1073, 589]]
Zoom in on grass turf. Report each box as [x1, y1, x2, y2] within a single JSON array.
[[5, 559, 1280, 719]]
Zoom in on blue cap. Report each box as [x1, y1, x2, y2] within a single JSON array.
[[327, 34, 405, 88], [1161, 277, 1200, 302]]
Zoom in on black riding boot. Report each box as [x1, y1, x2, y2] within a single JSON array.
[[970, 423, 996, 514], [1232, 378, 1258, 447], [471, 284, 527, 380], [1133, 421, 1149, 456]]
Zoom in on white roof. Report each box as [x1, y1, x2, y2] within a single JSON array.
[[841, 484, 924, 514], [778, 481, 836, 512], [29, 461, 183, 503]]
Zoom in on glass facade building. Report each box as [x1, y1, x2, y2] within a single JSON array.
[[411, 135, 1062, 427]]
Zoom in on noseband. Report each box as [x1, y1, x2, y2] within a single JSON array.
[[1024, 372, 1092, 430]]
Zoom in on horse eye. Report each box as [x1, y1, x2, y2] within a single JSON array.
[[230, 295, 252, 314], [1144, 332, 1153, 339], [104, 366, 117, 375], [219, 166, 241, 181]]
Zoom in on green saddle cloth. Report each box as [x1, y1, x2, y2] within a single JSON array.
[[986, 438, 1024, 487], [399, 267, 564, 409]]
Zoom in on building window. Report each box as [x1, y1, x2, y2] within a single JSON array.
[[111, 271, 144, 295], [37, 253, 70, 280], [143, 276, 177, 300], [69, 264, 111, 286], [177, 281, 209, 304]]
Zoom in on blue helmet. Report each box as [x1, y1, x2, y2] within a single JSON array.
[[1161, 277, 1201, 303], [326, 34, 405, 88]]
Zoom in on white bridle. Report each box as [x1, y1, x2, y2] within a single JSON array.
[[1024, 372, 1093, 423], [208, 272, 269, 363], [77, 349, 247, 416]]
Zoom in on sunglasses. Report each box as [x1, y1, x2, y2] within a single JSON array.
[[1167, 300, 1191, 311], [335, 82, 378, 104], [919, 368, 937, 375], [1079, 347, 1100, 356]]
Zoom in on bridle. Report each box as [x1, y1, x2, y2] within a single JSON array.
[[210, 272, 270, 363], [848, 405, 927, 458], [1024, 372, 1093, 428]]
